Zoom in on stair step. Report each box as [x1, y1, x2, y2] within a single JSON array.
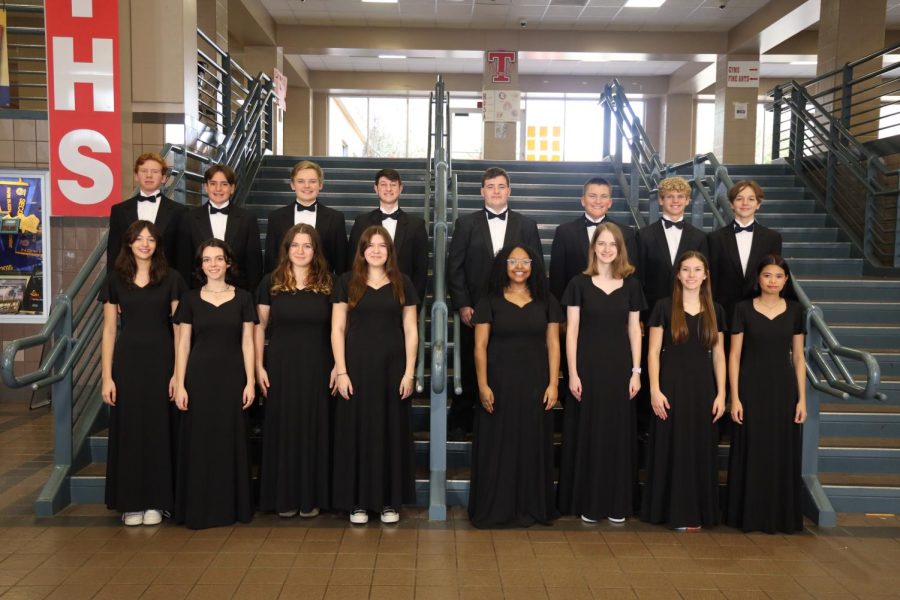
[[817, 303, 900, 325], [821, 412, 900, 438]]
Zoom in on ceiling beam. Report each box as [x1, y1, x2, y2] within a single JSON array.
[[276, 25, 727, 58]]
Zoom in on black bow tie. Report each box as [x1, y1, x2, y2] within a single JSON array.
[[381, 211, 399, 221], [662, 218, 684, 230], [486, 209, 508, 221], [296, 202, 317, 212], [138, 193, 160, 202], [734, 222, 755, 233], [209, 204, 230, 215], [584, 217, 603, 228]]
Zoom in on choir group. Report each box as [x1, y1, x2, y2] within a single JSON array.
[[100, 153, 806, 535]]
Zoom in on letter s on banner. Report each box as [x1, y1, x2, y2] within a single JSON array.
[[46, 0, 122, 216]]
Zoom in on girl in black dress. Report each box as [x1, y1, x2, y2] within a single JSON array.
[[558, 223, 645, 524], [101, 220, 185, 526], [644, 251, 726, 530], [331, 225, 419, 525], [727, 255, 807, 533], [256, 223, 335, 519], [469, 245, 563, 529], [173, 239, 257, 529]]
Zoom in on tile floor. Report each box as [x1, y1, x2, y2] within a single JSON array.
[[0, 402, 898, 599]]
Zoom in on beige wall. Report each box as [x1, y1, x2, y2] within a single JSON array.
[[285, 87, 313, 156]]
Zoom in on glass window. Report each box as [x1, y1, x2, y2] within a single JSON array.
[[695, 100, 715, 156]]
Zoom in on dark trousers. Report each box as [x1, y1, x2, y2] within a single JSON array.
[[449, 320, 476, 432]]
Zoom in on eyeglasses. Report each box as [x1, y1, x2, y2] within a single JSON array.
[[506, 258, 533, 266]]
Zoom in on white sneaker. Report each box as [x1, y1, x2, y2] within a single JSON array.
[[278, 509, 299, 518], [581, 514, 598, 523], [142, 510, 163, 526], [607, 516, 626, 524], [122, 512, 143, 526], [380, 507, 400, 524], [350, 509, 368, 524], [299, 508, 320, 518]]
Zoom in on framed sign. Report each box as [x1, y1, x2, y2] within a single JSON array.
[[0, 169, 50, 323]]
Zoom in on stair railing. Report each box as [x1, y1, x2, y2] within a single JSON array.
[[0, 33, 277, 516], [4, 3, 47, 110], [769, 64, 900, 268], [602, 89, 886, 526], [427, 76, 452, 520]]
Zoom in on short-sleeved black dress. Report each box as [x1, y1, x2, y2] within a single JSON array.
[[557, 275, 646, 520], [727, 299, 805, 534], [468, 294, 564, 529], [173, 288, 258, 529], [102, 270, 185, 513], [330, 273, 419, 513], [257, 274, 333, 514], [642, 298, 726, 529]]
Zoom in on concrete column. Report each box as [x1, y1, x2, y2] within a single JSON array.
[[713, 54, 759, 164], [312, 91, 329, 156], [197, 0, 227, 50], [816, 0, 886, 141], [660, 94, 695, 164], [643, 97, 662, 156], [482, 51, 519, 161], [129, 0, 199, 150], [285, 86, 313, 156]]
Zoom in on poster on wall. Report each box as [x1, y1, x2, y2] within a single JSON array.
[[0, 170, 50, 323]]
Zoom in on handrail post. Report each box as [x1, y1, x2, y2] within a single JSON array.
[[840, 63, 853, 128], [864, 159, 877, 264], [690, 156, 705, 228], [895, 188, 900, 268], [802, 306, 837, 527], [825, 121, 837, 214], [222, 53, 233, 134], [789, 87, 805, 173], [771, 87, 782, 161]]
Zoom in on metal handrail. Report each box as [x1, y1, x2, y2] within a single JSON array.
[[427, 76, 452, 521]]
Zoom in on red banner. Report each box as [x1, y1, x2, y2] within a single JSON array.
[[45, 0, 121, 217]]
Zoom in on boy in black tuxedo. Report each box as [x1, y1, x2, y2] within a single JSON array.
[[348, 168, 428, 301], [176, 164, 263, 291], [447, 167, 542, 436], [549, 177, 639, 301], [637, 176, 709, 315], [264, 160, 347, 274], [108, 153, 186, 269], [708, 180, 782, 327]]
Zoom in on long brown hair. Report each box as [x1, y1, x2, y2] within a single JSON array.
[[114, 220, 169, 286], [583, 222, 635, 279], [270, 223, 332, 294], [670, 251, 718, 349], [347, 225, 404, 309]]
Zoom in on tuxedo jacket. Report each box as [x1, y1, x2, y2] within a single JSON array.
[[107, 193, 186, 270], [549, 215, 639, 301], [348, 208, 429, 300], [708, 221, 783, 323], [637, 219, 709, 316], [265, 202, 347, 274], [176, 203, 263, 292], [447, 209, 542, 310]]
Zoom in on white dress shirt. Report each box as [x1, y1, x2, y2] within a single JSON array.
[[663, 217, 684, 265], [208, 201, 229, 241], [734, 218, 755, 275], [293, 201, 318, 228], [380, 207, 399, 240], [137, 190, 161, 223], [485, 206, 508, 257], [585, 214, 604, 244]]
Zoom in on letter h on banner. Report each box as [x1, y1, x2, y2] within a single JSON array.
[[46, 0, 121, 216]]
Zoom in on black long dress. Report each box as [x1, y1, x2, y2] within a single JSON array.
[[468, 294, 564, 529], [173, 288, 257, 529], [727, 299, 805, 534], [257, 274, 333, 514], [642, 298, 726, 529], [331, 273, 419, 513], [102, 270, 185, 513], [557, 275, 646, 520]]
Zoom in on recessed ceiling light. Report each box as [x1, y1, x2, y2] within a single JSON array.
[[379, 54, 407, 59], [624, 0, 665, 7], [790, 60, 817, 65], [362, 0, 398, 3]]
